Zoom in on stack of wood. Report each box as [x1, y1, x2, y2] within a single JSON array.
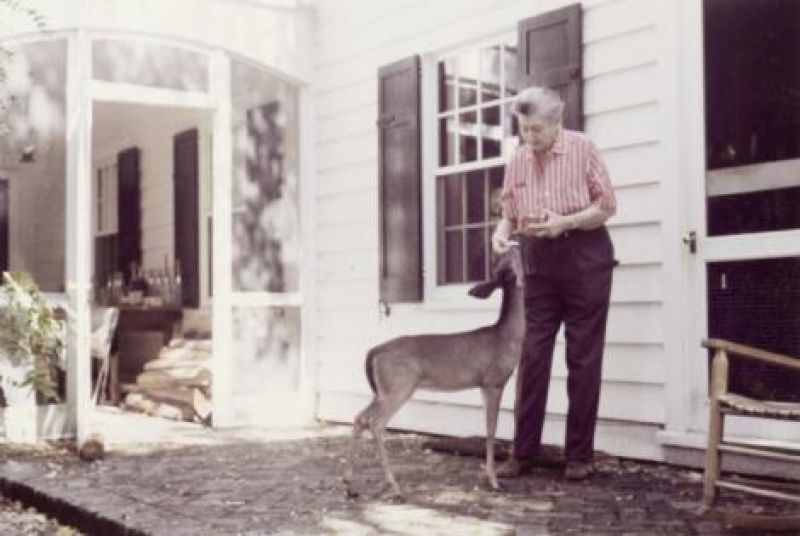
[[122, 337, 212, 425]]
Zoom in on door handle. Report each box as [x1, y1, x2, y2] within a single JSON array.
[[682, 230, 697, 254]]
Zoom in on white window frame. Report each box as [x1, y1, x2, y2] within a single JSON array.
[[93, 159, 118, 238], [422, 31, 519, 302]]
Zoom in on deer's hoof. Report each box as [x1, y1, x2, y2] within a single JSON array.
[[489, 479, 508, 492], [345, 487, 361, 500], [379, 487, 406, 504], [386, 492, 406, 504]]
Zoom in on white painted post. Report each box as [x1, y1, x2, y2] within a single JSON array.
[[65, 29, 93, 444], [297, 82, 317, 423], [210, 50, 234, 426]]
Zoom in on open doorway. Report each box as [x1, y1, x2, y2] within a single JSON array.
[[91, 101, 214, 425]]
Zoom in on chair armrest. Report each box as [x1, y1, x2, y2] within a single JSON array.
[[703, 338, 800, 372]]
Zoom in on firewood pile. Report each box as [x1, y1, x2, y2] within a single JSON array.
[[122, 311, 212, 425]]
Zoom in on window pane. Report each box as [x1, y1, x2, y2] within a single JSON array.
[[707, 257, 800, 402], [704, 0, 800, 169], [231, 59, 301, 293], [481, 45, 502, 103], [707, 185, 800, 236], [437, 59, 456, 112], [504, 44, 519, 97], [92, 39, 209, 92], [488, 166, 504, 219], [456, 50, 479, 107], [444, 230, 464, 283], [467, 227, 486, 282], [439, 116, 457, 166], [233, 306, 301, 394], [442, 174, 463, 227], [466, 170, 485, 224], [459, 111, 478, 163], [481, 106, 502, 159]]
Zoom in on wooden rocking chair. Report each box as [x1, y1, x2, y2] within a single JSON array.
[[702, 338, 800, 530]]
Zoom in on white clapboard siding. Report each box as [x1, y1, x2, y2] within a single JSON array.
[[315, 0, 627, 94], [583, 26, 658, 79], [316, 221, 378, 254], [313, 0, 672, 456], [318, 391, 665, 460], [316, 189, 377, 225], [320, 375, 665, 425], [583, 0, 656, 44], [609, 223, 663, 265], [602, 141, 660, 186], [611, 182, 662, 226], [316, 83, 375, 121], [316, 132, 376, 172], [316, 162, 377, 198], [140, 199, 172, 228], [550, 342, 665, 384], [610, 264, 663, 303], [318, 339, 665, 394], [584, 62, 658, 115], [316, 249, 378, 282], [317, 106, 375, 144], [586, 102, 659, 150]]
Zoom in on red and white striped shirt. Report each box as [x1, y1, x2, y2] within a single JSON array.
[[501, 129, 617, 221]]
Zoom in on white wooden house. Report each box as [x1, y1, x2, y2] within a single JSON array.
[[1, 0, 799, 473]]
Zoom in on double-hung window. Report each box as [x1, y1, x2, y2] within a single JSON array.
[[434, 36, 519, 286]]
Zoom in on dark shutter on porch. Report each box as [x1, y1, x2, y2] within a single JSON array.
[[518, 3, 583, 130], [378, 55, 423, 303], [173, 128, 200, 308], [117, 147, 141, 283]]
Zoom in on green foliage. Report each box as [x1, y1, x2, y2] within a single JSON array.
[[0, 272, 65, 400]]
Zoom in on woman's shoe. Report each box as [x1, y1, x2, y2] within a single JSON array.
[[496, 457, 536, 478], [564, 461, 594, 481]]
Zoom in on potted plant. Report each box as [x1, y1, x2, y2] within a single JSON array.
[[0, 271, 67, 442]]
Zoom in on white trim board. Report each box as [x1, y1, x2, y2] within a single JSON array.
[[707, 158, 800, 197]]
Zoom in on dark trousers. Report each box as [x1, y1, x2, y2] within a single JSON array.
[[513, 227, 614, 463]]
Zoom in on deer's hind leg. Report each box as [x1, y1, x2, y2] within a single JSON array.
[[368, 374, 419, 500], [344, 399, 377, 498]]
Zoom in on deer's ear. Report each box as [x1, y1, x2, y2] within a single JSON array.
[[468, 279, 498, 299]]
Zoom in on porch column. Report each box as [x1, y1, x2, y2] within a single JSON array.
[[210, 50, 234, 426], [65, 30, 93, 443], [65, 30, 92, 444]]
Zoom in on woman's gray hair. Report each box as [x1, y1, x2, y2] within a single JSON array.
[[510, 86, 564, 123]]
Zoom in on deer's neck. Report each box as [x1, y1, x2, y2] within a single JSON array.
[[496, 284, 525, 337]]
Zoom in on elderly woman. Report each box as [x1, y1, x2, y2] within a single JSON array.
[[492, 86, 617, 481]]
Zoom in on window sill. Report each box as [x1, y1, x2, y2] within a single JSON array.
[[420, 287, 502, 312]]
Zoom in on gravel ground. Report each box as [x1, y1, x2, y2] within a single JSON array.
[[0, 495, 82, 536], [1, 427, 799, 534]]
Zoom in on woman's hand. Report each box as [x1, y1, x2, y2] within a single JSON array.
[[523, 209, 573, 238], [491, 218, 519, 254]]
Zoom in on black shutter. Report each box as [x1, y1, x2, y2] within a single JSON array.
[[173, 128, 200, 308], [378, 55, 423, 303], [518, 3, 583, 130], [117, 147, 141, 283]]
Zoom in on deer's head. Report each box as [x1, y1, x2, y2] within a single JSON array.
[[468, 246, 524, 299]]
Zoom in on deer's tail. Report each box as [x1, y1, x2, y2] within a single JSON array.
[[365, 349, 378, 393]]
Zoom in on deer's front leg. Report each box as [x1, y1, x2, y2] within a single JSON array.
[[481, 386, 504, 490]]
